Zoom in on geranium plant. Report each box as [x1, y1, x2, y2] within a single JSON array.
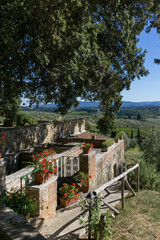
[[33, 148, 56, 161], [0, 134, 5, 148], [74, 171, 91, 187], [0, 188, 39, 218], [27, 153, 58, 175], [59, 183, 79, 200], [80, 143, 93, 150]]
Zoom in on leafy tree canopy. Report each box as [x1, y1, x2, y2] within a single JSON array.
[[0, 0, 158, 116]]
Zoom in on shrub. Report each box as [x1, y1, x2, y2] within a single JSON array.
[[102, 139, 114, 148], [139, 160, 160, 191], [0, 189, 39, 218], [129, 138, 137, 149]]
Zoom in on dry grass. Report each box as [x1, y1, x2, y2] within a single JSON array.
[[111, 190, 160, 240]]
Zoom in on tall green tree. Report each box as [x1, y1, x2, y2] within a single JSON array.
[[0, 0, 157, 117]]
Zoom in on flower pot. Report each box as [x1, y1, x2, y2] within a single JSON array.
[[119, 136, 123, 140], [59, 197, 78, 207], [83, 147, 92, 154], [81, 185, 89, 193], [115, 139, 119, 143], [33, 172, 53, 184]]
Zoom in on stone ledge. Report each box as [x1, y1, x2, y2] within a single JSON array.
[[6, 167, 34, 185], [0, 204, 46, 240], [28, 175, 57, 190]]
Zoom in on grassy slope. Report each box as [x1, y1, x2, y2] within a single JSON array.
[[112, 190, 160, 240]]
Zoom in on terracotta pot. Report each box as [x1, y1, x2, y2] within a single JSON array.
[[0, 147, 3, 159], [34, 172, 53, 184], [81, 185, 89, 193], [83, 147, 92, 154], [119, 136, 123, 140], [59, 196, 78, 207], [115, 139, 119, 143]]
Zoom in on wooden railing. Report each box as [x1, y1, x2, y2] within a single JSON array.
[[93, 164, 140, 214]]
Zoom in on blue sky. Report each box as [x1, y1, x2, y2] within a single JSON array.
[[122, 29, 160, 102]]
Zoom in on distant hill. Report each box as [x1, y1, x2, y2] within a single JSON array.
[[29, 101, 160, 110], [121, 101, 160, 108]]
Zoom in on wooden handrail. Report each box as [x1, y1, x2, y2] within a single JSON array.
[[94, 164, 139, 195]]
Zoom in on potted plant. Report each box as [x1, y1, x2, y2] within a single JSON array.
[[114, 136, 119, 143], [116, 131, 125, 140], [101, 139, 114, 152], [59, 183, 79, 207], [27, 153, 57, 184], [74, 171, 91, 193], [80, 143, 93, 154], [0, 134, 5, 159]]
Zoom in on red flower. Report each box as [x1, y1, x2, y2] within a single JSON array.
[[75, 192, 78, 195], [54, 169, 57, 173], [50, 171, 53, 174], [43, 169, 48, 172], [64, 193, 67, 197], [34, 205, 37, 208], [34, 198, 37, 201], [89, 175, 92, 178], [72, 183, 76, 186], [54, 158, 56, 161], [55, 165, 58, 169], [80, 179, 82, 182], [20, 196, 22, 199], [47, 161, 49, 163], [63, 183, 66, 186], [43, 158, 47, 162], [1, 134, 5, 138], [42, 164, 46, 168], [50, 162, 53, 164], [70, 189, 73, 192]]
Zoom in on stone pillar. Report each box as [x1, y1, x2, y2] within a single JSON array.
[[28, 176, 57, 223], [0, 160, 6, 195], [79, 151, 96, 190]]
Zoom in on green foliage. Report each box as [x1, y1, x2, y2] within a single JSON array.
[[129, 138, 137, 149], [59, 183, 79, 200], [0, 189, 39, 218], [0, 0, 154, 117], [102, 139, 114, 148], [16, 113, 31, 126], [74, 171, 91, 187], [79, 194, 112, 239], [139, 160, 160, 191], [141, 128, 160, 170], [0, 97, 22, 126]]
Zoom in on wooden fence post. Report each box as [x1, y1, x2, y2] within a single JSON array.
[[121, 177, 125, 209], [136, 166, 140, 192]]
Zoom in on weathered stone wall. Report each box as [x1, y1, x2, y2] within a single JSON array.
[[0, 119, 85, 155], [0, 119, 85, 174], [79, 140, 125, 190], [0, 161, 6, 194], [95, 140, 125, 188], [0, 203, 46, 240], [28, 176, 57, 223]]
